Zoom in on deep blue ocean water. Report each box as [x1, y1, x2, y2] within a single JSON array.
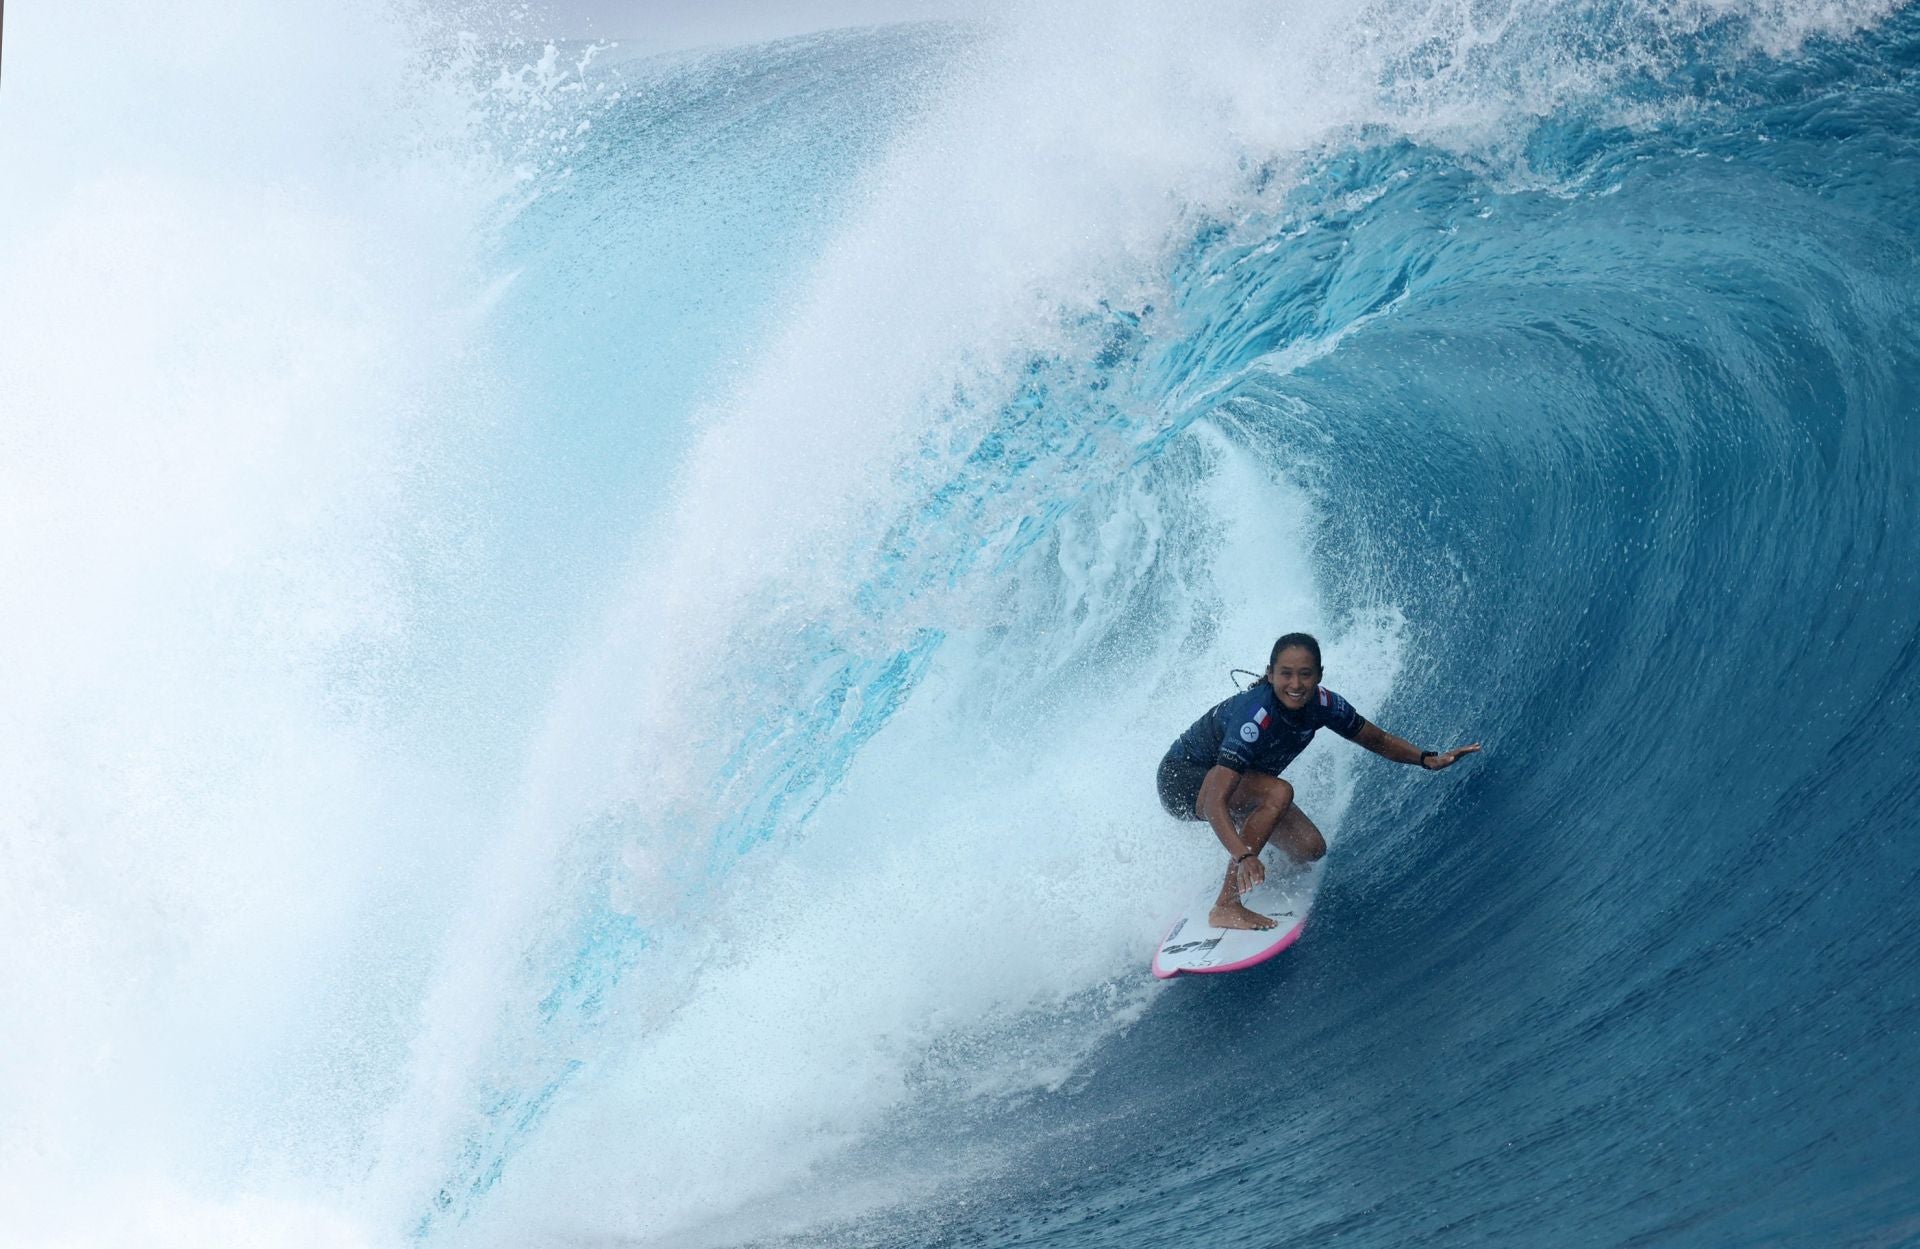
[[3, 3, 1917, 1247]]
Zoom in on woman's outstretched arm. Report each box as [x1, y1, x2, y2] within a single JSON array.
[[1354, 721, 1481, 770]]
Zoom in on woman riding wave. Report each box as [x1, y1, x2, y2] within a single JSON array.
[[1158, 632, 1480, 930]]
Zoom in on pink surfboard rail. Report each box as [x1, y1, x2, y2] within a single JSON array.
[[1151, 913, 1309, 979]]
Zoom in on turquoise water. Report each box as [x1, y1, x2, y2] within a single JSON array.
[[3, 2, 1917, 1246]]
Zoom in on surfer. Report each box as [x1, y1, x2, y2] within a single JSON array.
[[1158, 633, 1480, 930]]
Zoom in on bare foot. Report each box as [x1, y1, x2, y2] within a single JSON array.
[[1209, 902, 1277, 931]]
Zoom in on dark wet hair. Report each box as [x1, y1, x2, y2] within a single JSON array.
[[1269, 632, 1322, 671]]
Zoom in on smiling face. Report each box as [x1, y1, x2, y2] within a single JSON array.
[[1267, 644, 1322, 711]]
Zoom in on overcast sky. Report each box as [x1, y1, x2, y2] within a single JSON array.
[[532, 0, 988, 51]]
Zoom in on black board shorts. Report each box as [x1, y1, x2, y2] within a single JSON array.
[[1156, 754, 1211, 821]]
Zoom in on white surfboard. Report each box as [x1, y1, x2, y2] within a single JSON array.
[[1151, 859, 1320, 978]]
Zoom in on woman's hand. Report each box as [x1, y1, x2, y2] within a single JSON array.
[[1234, 852, 1267, 893], [1423, 743, 1483, 770]]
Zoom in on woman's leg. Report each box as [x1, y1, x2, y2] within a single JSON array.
[[1208, 774, 1329, 930], [1227, 773, 1325, 864], [1252, 801, 1326, 864]]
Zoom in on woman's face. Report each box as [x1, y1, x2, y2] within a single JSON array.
[[1268, 645, 1322, 711]]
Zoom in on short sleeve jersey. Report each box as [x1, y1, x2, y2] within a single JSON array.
[[1168, 684, 1366, 776]]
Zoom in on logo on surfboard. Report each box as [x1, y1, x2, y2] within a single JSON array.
[[1162, 937, 1223, 957]]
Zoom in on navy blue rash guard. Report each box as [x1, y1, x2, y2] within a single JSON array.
[[1167, 683, 1367, 777]]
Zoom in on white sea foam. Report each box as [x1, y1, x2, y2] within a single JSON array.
[[0, 0, 587, 1243]]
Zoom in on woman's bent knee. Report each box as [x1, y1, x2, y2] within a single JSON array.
[[1260, 778, 1295, 814]]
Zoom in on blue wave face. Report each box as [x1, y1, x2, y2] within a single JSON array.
[[976, 14, 1920, 1245]]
